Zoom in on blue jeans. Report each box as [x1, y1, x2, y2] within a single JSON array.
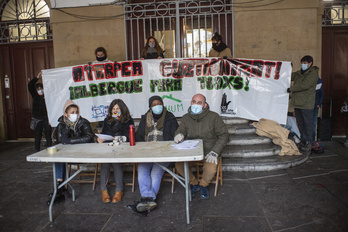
[[137, 162, 169, 199], [55, 163, 65, 180], [313, 106, 319, 141]]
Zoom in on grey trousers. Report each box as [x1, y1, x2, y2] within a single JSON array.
[[100, 163, 123, 192]]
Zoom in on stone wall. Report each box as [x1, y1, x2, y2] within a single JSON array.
[[233, 0, 322, 72], [50, 1, 322, 71], [50, 5, 126, 68]]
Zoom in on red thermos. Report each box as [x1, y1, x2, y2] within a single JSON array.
[[129, 125, 135, 146]]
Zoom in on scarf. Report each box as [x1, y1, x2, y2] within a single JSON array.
[[213, 42, 228, 53], [144, 107, 167, 140]]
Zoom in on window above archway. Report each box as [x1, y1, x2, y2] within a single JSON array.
[[0, 0, 52, 44]]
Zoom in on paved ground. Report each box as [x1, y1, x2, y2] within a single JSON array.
[[0, 139, 347, 232]]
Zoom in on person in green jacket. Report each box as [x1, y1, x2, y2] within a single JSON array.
[[174, 94, 229, 199], [287, 55, 318, 151]]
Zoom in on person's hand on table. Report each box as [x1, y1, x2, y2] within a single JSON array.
[[174, 133, 184, 143], [97, 137, 105, 143], [205, 151, 218, 164]]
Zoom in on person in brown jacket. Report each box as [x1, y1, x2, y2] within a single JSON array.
[[208, 32, 232, 58], [174, 94, 229, 200]]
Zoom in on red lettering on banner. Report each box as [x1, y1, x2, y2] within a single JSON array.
[[72, 61, 143, 82]]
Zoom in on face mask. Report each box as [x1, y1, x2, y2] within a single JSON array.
[[191, 104, 203, 115], [212, 42, 218, 48], [96, 56, 106, 61], [149, 43, 155, 48], [301, 63, 308, 71], [37, 89, 44, 95], [112, 111, 121, 118], [152, 105, 163, 115], [69, 114, 78, 123]]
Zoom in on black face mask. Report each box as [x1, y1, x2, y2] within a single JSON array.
[[212, 42, 218, 49], [96, 56, 106, 61]]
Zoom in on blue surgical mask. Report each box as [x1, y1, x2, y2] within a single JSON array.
[[301, 63, 308, 71], [190, 104, 203, 115], [152, 105, 163, 115]]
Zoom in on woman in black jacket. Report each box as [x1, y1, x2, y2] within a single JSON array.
[[97, 99, 134, 203], [49, 99, 94, 204], [128, 96, 178, 215], [28, 72, 52, 151]]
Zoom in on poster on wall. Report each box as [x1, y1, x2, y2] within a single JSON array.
[[42, 58, 291, 127]]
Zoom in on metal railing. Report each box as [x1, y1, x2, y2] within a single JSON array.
[[322, 0, 348, 26], [124, 0, 234, 60]]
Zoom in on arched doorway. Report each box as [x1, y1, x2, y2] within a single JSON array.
[[0, 0, 54, 140]]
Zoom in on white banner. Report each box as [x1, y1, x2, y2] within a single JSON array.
[[42, 58, 291, 127]]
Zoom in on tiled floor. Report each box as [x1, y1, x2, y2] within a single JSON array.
[[0, 139, 347, 232]]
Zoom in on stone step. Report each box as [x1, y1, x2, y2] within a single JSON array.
[[222, 117, 250, 125], [222, 144, 281, 158], [222, 153, 309, 172], [227, 124, 256, 135], [227, 134, 271, 146]]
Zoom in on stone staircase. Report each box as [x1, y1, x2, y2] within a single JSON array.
[[221, 118, 309, 172], [132, 116, 308, 172]]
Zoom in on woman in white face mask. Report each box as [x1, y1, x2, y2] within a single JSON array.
[[140, 36, 164, 60], [47, 99, 94, 205]]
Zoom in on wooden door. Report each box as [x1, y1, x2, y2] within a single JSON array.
[[322, 27, 348, 136], [1, 41, 54, 139]]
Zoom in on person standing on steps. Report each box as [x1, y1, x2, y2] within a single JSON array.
[[287, 55, 318, 152]]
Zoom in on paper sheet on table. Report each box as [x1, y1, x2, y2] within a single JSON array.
[[172, 140, 199, 150], [95, 134, 114, 141]]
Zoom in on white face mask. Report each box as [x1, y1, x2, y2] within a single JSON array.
[[149, 42, 155, 48], [37, 89, 44, 95], [69, 114, 78, 123]]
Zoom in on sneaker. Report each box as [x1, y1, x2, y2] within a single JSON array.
[[199, 186, 210, 200], [300, 141, 311, 152], [344, 140, 348, 147], [136, 197, 157, 212], [191, 184, 200, 197], [127, 202, 148, 217]]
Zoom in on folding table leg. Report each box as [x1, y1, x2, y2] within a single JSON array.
[[184, 161, 190, 224], [49, 163, 57, 222]]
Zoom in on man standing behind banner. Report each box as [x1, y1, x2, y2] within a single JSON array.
[[174, 94, 229, 199], [287, 55, 318, 151], [208, 32, 232, 58]]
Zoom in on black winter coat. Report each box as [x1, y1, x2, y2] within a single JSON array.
[[142, 51, 164, 59], [28, 77, 48, 119], [135, 111, 178, 142], [56, 116, 94, 144], [101, 117, 134, 141]]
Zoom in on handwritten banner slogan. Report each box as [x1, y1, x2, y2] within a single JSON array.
[[42, 58, 291, 127]]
